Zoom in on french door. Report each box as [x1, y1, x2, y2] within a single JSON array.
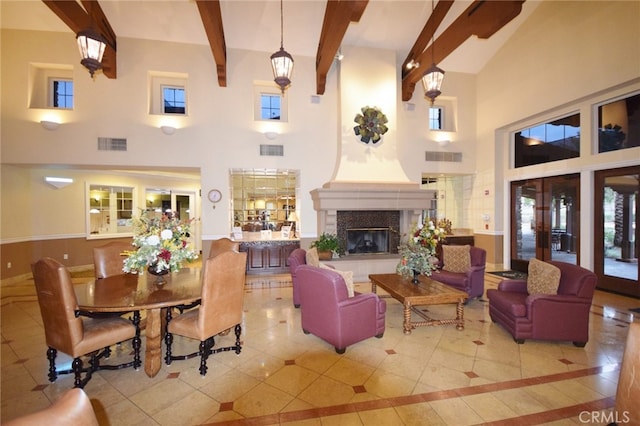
[[510, 174, 580, 272], [594, 167, 639, 297]]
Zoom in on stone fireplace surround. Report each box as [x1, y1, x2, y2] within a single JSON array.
[[310, 181, 436, 281]]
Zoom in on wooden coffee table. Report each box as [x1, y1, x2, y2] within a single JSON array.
[[369, 273, 467, 334]]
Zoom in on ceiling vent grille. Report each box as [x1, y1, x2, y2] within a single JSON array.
[[98, 137, 127, 151], [425, 151, 462, 162], [260, 144, 284, 156]]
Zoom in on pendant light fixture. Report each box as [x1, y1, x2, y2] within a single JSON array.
[[76, 26, 106, 78], [422, 0, 445, 105], [270, 0, 294, 93]]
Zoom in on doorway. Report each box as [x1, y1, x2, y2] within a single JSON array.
[[510, 174, 580, 272], [594, 166, 639, 297]]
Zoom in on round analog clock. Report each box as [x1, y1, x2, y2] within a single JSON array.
[[207, 189, 222, 203]]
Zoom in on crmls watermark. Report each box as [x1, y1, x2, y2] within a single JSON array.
[[579, 410, 630, 424]]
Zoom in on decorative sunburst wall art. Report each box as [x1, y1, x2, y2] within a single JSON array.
[[353, 106, 388, 144]]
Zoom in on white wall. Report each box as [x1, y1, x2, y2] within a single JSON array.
[[1, 26, 479, 243]]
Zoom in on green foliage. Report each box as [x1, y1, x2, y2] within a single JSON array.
[[310, 232, 342, 254]]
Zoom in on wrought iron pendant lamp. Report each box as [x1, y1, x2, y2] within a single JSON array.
[[270, 0, 294, 93], [76, 26, 106, 78], [422, 0, 445, 105]]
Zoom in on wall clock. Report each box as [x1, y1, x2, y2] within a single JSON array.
[[207, 189, 222, 208]]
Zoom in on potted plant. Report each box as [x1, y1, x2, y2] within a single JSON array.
[[311, 232, 341, 260]]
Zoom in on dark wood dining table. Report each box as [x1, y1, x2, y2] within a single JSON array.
[[74, 267, 203, 378]]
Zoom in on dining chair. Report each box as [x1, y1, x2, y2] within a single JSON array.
[[4, 388, 98, 426], [32, 257, 141, 388], [93, 241, 132, 279], [91, 241, 139, 322], [208, 237, 239, 258], [164, 250, 247, 376]]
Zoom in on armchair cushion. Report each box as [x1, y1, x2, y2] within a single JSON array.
[[320, 263, 354, 297], [527, 258, 561, 295], [306, 247, 320, 267], [442, 245, 471, 273]]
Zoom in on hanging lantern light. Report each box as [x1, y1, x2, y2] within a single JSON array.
[[270, 0, 294, 93], [422, 64, 445, 105], [76, 26, 106, 78], [422, 0, 445, 105]]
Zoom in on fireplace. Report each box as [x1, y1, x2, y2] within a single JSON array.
[[346, 227, 390, 254], [338, 210, 400, 255]]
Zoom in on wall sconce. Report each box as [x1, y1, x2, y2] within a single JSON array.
[[40, 120, 60, 131], [436, 139, 451, 147], [160, 125, 176, 135], [45, 176, 73, 189], [264, 131, 278, 140]]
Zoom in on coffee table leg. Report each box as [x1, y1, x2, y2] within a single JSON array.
[[455, 300, 465, 331], [403, 302, 412, 334], [144, 307, 162, 377]]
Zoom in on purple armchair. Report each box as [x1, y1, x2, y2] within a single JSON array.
[[288, 248, 306, 308], [487, 261, 597, 346], [296, 265, 386, 354], [434, 246, 486, 299]]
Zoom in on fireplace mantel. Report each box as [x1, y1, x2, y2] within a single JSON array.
[[310, 181, 435, 212], [310, 181, 436, 238]]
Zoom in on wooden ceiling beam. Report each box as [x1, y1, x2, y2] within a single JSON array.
[[316, 0, 368, 95], [401, 0, 525, 101], [42, 0, 117, 78], [401, 0, 454, 78], [195, 0, 227, 87]]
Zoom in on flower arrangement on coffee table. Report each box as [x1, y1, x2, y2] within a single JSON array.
[[123, 210, 198, 276], [396, 221, 446, 281]]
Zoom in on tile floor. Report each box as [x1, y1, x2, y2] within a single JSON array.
[[1, 269, 639, 425]]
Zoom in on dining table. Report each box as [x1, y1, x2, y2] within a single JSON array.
[[74, 267, 203, 378]]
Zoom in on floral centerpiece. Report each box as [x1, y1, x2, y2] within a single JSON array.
[[123, 210, 198, 276], [396, 221, 446, 281]]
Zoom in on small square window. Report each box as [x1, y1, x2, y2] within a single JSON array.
[[261, 94, 281, 120], [162, 86, 186, 115], [254, 83, 288, 122], [429, 107, 443, 130], [51, 79, 73, 109]]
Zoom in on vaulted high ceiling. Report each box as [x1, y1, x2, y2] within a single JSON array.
[[1, 0, 540, 102]]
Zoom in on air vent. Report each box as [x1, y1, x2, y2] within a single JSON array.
[[98, 137, 127, 151], [425, 151, 462, 162], [260, 144, 284, 156]]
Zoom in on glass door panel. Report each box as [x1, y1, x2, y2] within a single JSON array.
[[511, 174, 580, 272], [594, 167, 639, 297]]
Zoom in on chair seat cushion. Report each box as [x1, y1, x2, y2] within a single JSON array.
[[434, 270, 466, 287], [487, 290, 528, 317], [75, 317, 136, 357], [168, 309, 203, 340], [442, 245, 471, 273], [527, 258, 561, 295]]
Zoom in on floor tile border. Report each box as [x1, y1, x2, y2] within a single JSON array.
[[202, 364, 619, 425]]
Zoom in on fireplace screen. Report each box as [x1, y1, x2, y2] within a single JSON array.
[[346, 228, 390, 255]]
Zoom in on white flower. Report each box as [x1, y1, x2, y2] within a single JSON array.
[[146, 235, 160, 246], [160, 229, 173, 240]]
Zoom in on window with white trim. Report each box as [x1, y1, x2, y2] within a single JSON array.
[[254, 83, 288, 122], [50, 79, 73, 109]]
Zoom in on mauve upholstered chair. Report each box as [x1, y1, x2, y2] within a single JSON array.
[[487, 261, 597, 346], [434, 246, 486, 300], [288, 248, 307, 308], [296, 265, 386, 354]]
